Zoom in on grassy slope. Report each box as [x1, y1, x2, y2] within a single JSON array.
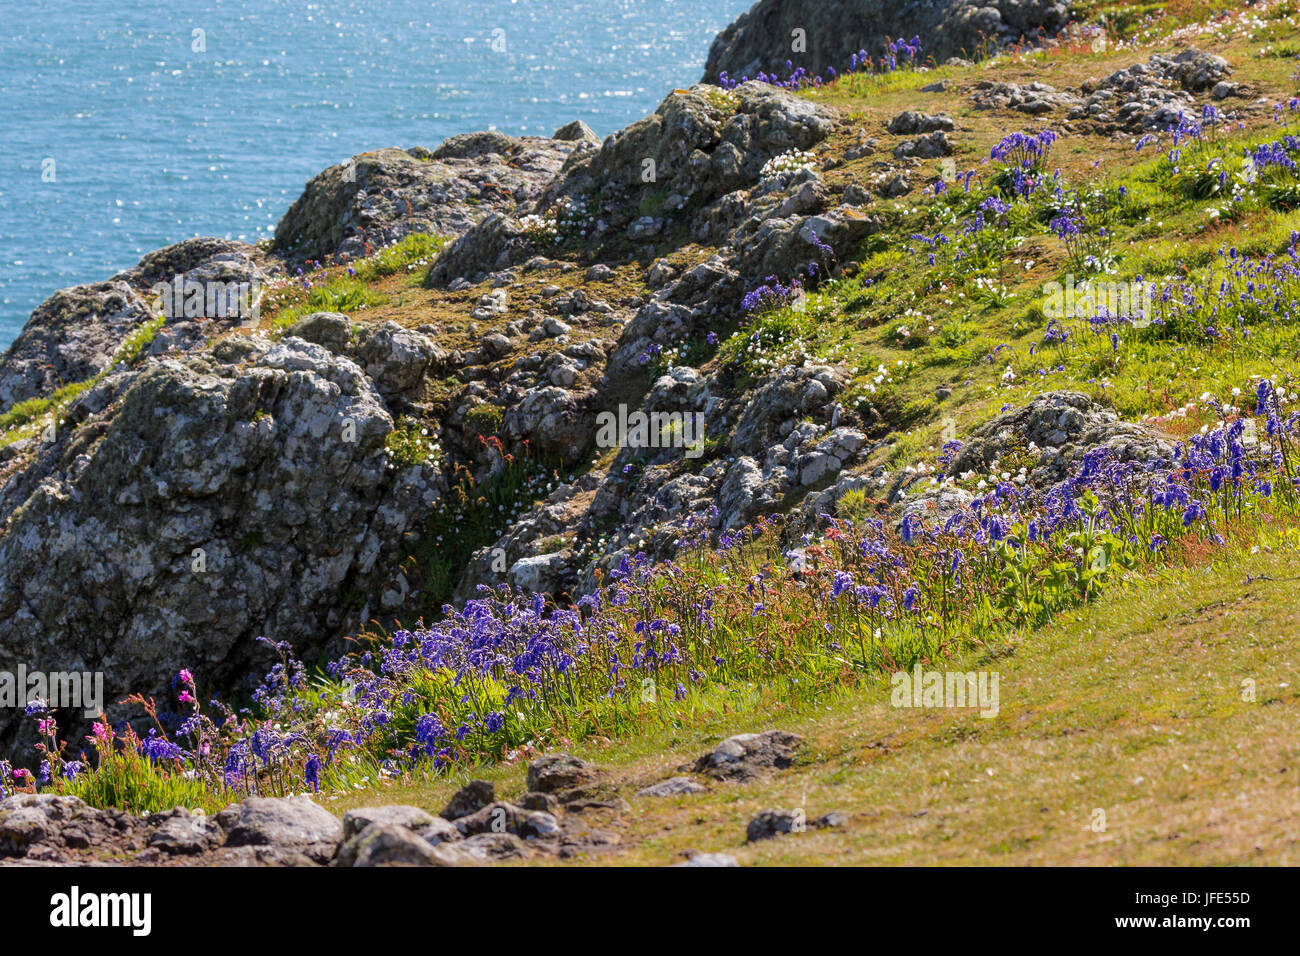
[[9, 3, 1299, 863], [326, 537, 1300, 865], [314, 10, 1300, 862]]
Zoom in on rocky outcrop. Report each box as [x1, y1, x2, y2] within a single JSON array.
[[1, 751, 634, 866], [701, 0, 1072, 83], [430, 83, 836, 285], [0, 335, 444, 751], [283, 313, 445, 402], [945, 391, 1172, 487], [1067, 49, 1234, 131], [0, 238, 268, 414], [272, 132, 581, 264]]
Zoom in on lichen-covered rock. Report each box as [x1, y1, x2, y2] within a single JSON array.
[[282, 314, 446, 403], [945, 391, 1172, 487], [701, 0, 1071, 83], [893, 131, 953, 159], [452, 802, 561, 840], [0, 337, 444, 751], [147, 808, 223, 856], [503, 384, 595, 464], [693, 730, 803, 781], [1068, 51, 1233, 131], [342, 823, 447, 867], [887, 111, 955, 135], [972, 81, 1081, 115], [0, 237, 267, 414], [272, 134, 579, 263], [431, 84, 835, 285], [731, 364, 847, 457], [0, 793, 154, 861]]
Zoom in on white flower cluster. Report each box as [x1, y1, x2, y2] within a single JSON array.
[[760, 149, 816, 181], [553, 196, 595, 237], [518, 213, 557, 242]]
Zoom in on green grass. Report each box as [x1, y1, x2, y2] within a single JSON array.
[[324, 532, 1300, 865], [269, 276, 388, 331], [353, 233, 448, 281], [0, 313, 165, 438], [16, 5, 1300, 864]]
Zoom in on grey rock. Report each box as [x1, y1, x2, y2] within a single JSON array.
[[0, 237, 266, 414], [342, 804, 438, 840], [273, 135, 577, 264], [746, 807, 848, 841], [702, 0, 1070, 83], [972, 80, 1080, 114], [518, 791, 561, 813], [217, 795, 342, 863], [0, 806, 50, 851], [344, 823, 445, 867], [472, 288, 509, 320], [431, 83, 834, 285], [453, 802, 561, 840], [440, 780, 496, 821], [877, 172, 911, 198], [693, 730, 803, 781], [527, 753, 601, 796], [746, 808, 802, 842], [432, 831, 532, 865], [147, 808, 220, 855], [887, 110, 955, 135], [946, 391, 1172, 488], [0, 337, 445, 752], [553, 120, 601, 147]]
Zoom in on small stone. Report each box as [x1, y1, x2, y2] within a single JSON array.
[[746, 808, 801, 843], [343, 805, 438, 840], [441, 780, 496, 821], [518, 791, 561, 813], [693, 730, 803, 781]]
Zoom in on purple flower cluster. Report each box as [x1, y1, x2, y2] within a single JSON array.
[[718, 36, 922, 91]]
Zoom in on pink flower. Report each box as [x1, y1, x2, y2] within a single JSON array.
[[178, 690, 193, 704]]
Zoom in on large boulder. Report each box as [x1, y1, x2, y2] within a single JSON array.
[[946, 391, 1172, 487], [701, 0, 1071, 83], [0, 238, 267, 414], [0, 336, 443, 752], [272, 133, 579, 264]]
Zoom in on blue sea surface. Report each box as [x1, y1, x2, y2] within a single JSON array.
[[0, 0, 747, 348]]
